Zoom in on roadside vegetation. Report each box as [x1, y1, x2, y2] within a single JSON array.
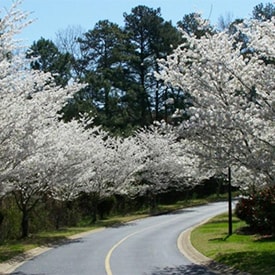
[[191, 213, 275, 275]]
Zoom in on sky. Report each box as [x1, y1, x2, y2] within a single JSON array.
[[1, 0, 272, 45]]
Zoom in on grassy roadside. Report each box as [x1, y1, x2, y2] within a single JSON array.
[[0, 197, 213, 263], [191, 213, 275, 275]]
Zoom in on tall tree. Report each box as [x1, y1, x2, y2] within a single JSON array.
[[75, 20, 139, 134], [59, 6, 186, 133], [177, 13, 214, 38], [124, 5, 183, 125], [26, 38, 73, 87], [252, 2, 275, 21]]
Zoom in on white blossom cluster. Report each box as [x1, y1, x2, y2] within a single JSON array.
[[157, 17, 275, 188], [127, 126, 194, 197], [0, 2, 85, 202]]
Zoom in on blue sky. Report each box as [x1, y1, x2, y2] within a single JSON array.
[[1, 0, 272, 45]]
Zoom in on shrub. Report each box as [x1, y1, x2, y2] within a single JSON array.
[[235, 185, 275, 234]]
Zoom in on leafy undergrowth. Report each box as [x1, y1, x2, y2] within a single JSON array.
[[191, 214, 275, 275]]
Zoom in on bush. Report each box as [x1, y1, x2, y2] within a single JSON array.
[[235, 185, 275, 234]]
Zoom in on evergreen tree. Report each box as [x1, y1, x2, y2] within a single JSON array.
[[75, 20, 139, 135], [177, 13, 214, 38], [252, 2, 275, 21], [26, 38, 73, 87], [123, 5, 182, 124]]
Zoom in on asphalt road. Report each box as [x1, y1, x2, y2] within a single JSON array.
[[11, 201, 228, 275]]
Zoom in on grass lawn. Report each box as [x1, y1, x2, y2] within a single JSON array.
[[191, 213, 275, 275]]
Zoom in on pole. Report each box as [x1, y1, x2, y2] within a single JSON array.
[[228, 166, 233, 235]]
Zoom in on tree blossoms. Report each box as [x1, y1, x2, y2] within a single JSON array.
[[0, 1, 90, 236], [157, 17, 275, 188]]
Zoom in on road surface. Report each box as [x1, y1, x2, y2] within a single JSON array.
[[11, 201, 229, 275]]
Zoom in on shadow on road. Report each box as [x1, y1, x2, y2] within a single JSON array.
[[10, 272, 44, 275], [110, 221, 138, 228], [145, 264, 216, 275], [146, 262, 251, 275], [150, 209, 196, 217], [168, 209, 196, 215]]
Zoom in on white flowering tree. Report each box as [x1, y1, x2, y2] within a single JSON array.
[[157, 17, 275, 189], [71, 129, 147, 221], [125, 125, 198, 212], [89, 135, 143, 196], [0, 1, 89, 237]]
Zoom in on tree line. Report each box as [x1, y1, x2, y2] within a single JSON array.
[[26, 3, 273, 135]]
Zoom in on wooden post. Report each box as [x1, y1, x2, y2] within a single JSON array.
[[228, 166, 233, 235]]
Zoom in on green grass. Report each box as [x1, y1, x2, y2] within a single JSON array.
[[191, 214, 275, 275]]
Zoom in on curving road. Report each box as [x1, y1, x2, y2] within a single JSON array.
[[11, 201, 229, 275]]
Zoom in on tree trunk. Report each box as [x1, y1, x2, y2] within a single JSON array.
[[148, 192, 157, 215], [21, 207, 29, 238], [155, 81, 159, 121], [53, 201, 63, 230], [91, 204, 97, 223], [0, 198, 4, 227], [91, 195, 99, 223]]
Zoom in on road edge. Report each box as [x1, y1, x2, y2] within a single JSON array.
[[177, 217, 251, 275], [177, 217, 213, 265]]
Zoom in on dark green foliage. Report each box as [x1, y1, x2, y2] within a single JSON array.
[[177, 13, 214, 38], [0, 195, 82, 241], [0, 178, 236, 243], [192, 177, 229, 198], [113, 194, 148, 215], [98, 196, 116, 220], [235, 185, 275, 234], [60, 89, 97, 122], [77, 192, 101, 223], [23, 7, 201, 135], [64, 6, 185, 134], [0, 211, 3, 226], [252, 2, 275, 21], [124, 5, 183, 125], [76, 20, 140, 134], [22, 4, 272, 137], [26, 37, 73, 87]]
